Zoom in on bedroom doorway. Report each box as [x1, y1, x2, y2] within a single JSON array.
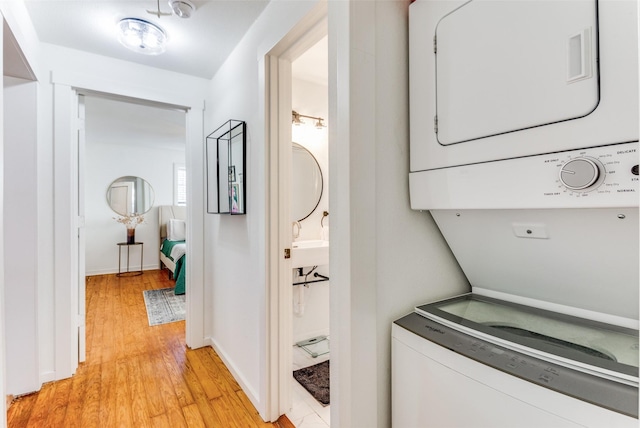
[[52, 76, 206, 382], [82, 93, 189, 354]]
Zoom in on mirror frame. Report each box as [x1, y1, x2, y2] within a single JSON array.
[[292, 142, 323, 222], [106, 175, 155, 216]]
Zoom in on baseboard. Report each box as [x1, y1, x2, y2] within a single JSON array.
[[206, 337, 264, 420], [40, 370, 55, 384], [85, 264, 161, 276], [86, 268, 118, 276]]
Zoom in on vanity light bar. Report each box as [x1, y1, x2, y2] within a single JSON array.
[[292, 110, 326, 128]]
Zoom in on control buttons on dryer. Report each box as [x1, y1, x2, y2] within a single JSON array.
[[559, 157, 603, 190]]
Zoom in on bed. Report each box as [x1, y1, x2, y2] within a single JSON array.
[[159, 205, 186, 295]]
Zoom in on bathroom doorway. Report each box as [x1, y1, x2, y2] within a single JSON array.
[[288, 36, 330, 427], [264, 4, 330, 424]]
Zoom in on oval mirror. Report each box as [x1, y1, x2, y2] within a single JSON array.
[[106, 176, 155, 216], [292, 143, 323, 222]]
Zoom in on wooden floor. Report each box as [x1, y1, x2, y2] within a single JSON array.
[[7, 270, 285, 428]]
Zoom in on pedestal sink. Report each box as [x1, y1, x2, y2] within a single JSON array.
[[291, 240, 329, 268]]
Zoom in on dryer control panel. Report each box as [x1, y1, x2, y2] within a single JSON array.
[[558, 157, 604, 190], [409, 142, 639, 210], [551, 145, 638, 197]]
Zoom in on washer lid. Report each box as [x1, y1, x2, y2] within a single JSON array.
[[415, 294, 639, 380], [435, 0, 599, 145]]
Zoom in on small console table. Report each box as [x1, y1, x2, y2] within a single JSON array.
[[117, 242, 144, 277]]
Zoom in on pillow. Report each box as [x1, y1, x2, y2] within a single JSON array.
[[167, 219, 186, 241]]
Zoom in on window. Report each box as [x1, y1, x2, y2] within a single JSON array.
[[174, 163, 187, 206]]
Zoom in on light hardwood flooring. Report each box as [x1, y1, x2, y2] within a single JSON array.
[[7, 270, 290, 428]]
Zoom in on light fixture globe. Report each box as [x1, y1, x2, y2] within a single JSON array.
[[117, 18, 167, 55]]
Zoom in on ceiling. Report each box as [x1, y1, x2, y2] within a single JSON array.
[[23, 0, 270, 79], [292, 35, 327, 87]]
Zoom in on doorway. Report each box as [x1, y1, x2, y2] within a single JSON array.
[[82, 93, 188, 348], [288, 36, 330, 427], [52, 80, 206, 381], [264, 6, 329, 424]]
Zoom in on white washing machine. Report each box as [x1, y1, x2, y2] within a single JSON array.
[[392, 294, 638, 428]]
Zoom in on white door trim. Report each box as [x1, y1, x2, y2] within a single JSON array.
[[184, 104, 206, 349], [264, 4, 327, 421], [76, 93, 86, 363], [53, 83, 78, 379]]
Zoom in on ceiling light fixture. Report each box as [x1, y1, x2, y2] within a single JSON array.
[[117, 18, 167, 55], [169, 0, 196, 18], [146, 0, 171, 18], [292, 110, 326, 129]]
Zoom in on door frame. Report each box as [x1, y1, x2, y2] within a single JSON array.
[[264, 5, 327, 420], [52, 73, 207, 379], [77, 93, 86, 363]]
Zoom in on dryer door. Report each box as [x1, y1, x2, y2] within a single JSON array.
[[435, 0, 599, 146]]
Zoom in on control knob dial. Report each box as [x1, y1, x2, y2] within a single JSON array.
[[559, 157, 602, 190]]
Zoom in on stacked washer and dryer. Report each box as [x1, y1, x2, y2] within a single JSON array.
[[392, 0, 639, 426]]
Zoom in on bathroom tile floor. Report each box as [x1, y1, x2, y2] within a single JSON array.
[[287, 345, 330, 428]]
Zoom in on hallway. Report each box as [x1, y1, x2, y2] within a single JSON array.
[[7, 270, 281, 427]]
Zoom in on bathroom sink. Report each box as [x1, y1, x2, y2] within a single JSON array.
[[292, 239, 326, 248], [291, 240, 329, 268]]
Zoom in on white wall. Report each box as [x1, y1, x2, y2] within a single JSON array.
[[328, 1, 469, 427], [0, 24, 4, 425], [205, 0, 321, 418], [0, 35, 4, 428], [291, 76, 330, 343], [0, 2, 40, 412], [3, 77, 39, 396], [85, 139, 185, 275]]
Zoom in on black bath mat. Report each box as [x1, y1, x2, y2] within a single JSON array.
[[293, 360, 330, 406]]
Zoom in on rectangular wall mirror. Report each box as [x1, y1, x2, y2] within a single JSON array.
[[206, 120, 246, 215]]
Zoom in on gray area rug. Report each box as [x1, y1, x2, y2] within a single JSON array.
[[143, 287, 186, 326], [293, 360, 330, 406]]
